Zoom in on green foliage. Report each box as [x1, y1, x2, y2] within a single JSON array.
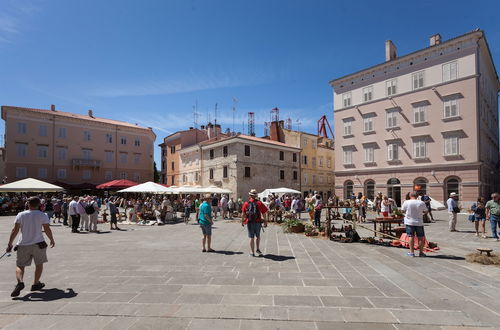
[[282, 218, 303, 233]]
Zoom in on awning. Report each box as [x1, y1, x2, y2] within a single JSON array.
[[117, 181, 173, 194], [96, 179, 138, 190], [0, 178, 64, 192]]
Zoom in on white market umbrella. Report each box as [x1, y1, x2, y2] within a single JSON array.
[[0, 178, 64, 192], [203, 186, 232, 194], [429, 196, 446, 210], [258, 187, 301, 200], [117, 181, 172, 194], [172, 185, 205, 194]]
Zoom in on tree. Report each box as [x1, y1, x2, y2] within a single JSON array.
[[153, 161, 160, 183]]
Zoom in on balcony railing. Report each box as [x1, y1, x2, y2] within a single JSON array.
[[72, 159, 101, 168]]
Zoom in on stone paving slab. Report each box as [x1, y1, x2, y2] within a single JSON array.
[[0, 211, 498, 329]]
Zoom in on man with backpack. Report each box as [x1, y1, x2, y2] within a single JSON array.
[[241, 189, 268, 257]]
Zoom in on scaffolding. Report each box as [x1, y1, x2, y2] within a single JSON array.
[[248, 112, 255, 136]]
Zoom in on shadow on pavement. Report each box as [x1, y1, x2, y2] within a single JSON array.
[[96, 231, 111, 234], [210, 250, 243, 255], [14, 288, 77, 302], [426, 255, 465, 260], [263, 254, 295, 262]]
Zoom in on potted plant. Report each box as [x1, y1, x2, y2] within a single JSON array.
[[283, 218, 305, 233], [304, 224, 318, 236]]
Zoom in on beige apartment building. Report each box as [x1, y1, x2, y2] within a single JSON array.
[[158, 125, 221, 185], [1, 105, 156, 186], [269, 121, 335, 197], [198, 134, 301, 198], [330, 30, 499, 206]]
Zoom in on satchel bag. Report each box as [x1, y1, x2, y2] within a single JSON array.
[[467, 214, 475, 221]]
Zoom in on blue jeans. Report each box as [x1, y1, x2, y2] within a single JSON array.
[[490, 214, 500, 239], [314, 210, 322, 227]]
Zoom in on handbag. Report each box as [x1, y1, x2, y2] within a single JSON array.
[[468, 214, 475, 221], [453, 206, 460, 213]]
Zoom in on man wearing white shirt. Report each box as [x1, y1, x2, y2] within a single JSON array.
[[6, 197, 55, 297], [68, 196, 81, 233], [402, 192, 428, 257]]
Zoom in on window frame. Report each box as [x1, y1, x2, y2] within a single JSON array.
[[342, 92, 352, 108], [363, 116, 374, 133], [57, 168, 67, 179], [364, 146, 374, 163], [413, 105, 426, 124], [37, 145, 49, 159], [83, 130, 91, 141], [386, 79, 397, 96], [387, 143, 399, 161], [343, 149, 353, 165], [279, 170, 285, 180], [223, 166, 228, 178], [444, 136, 459, 156], [58, 127, 67, 138], [362, 85, 373, 102], [442, 60, 458, 82], [39, 125, 48, 137], [386, 111, 398, 128], [16, 143, 27, 157], [244, 166, 251, 178], [343, 120, 353, 136], [443, 99, 459, 118], [244, 145, 250, 156], [412, 71, 425, 90], [413, 140, 427, 159]]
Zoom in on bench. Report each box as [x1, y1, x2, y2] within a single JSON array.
[[477, 248, 493, 257]]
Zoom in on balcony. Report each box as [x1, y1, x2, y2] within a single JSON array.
[[72, 159, 101, 168]]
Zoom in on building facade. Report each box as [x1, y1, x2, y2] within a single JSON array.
[[330, 30, 499, 206], [199, 134, 301, 198], [158, 126, 210, 185], [1, 105, 156, 185], [269, 121, 335, 198]]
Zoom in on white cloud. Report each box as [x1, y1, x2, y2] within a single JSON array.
[[0, 0, 41, 43], [89, 70, 275, 97]]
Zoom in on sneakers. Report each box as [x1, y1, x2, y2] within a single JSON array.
[[406, 252, 415, 257], [256, 249, 263, 257], [10, 282, 24, 297], [419, 252, 427, 257], [31, 282, 45, 291]]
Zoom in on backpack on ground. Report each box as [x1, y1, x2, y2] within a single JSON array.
[[247, 201, 259, 223], [85, 202, 95, 215]]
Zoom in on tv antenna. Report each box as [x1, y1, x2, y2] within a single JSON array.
[[232, 97, 238, 133], [214, 103, 218, 125]]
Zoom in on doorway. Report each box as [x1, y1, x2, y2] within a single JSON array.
[[387, 178, 401, 206]]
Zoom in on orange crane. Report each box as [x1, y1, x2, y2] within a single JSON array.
[[317, 115, 333, 139]]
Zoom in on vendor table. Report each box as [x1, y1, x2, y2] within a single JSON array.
[[373, 217, 403, 237]]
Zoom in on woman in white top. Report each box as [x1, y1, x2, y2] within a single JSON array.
[[381, 196, 391, 217]]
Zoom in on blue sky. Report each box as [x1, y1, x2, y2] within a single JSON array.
[[1, 0, 499, 165]]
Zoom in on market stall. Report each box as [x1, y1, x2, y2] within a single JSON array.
[[0, 178, 64, 193]]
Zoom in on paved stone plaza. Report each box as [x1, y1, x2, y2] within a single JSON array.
[[0, 211, 498, 329]]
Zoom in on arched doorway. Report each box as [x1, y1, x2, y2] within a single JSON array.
[[445, 177, 460, 201], [364, 179, 375, 200], [387, 178, 401, 206], [344, 180, 354, 199], [414, 177, 427, 196]]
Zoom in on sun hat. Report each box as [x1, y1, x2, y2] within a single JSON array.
[[249, 189, 258, 197], [449, 192, 459, 197]]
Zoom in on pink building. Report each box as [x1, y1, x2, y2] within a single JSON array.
[[330, 30, 499, 206], [1, 105, 156, 186]]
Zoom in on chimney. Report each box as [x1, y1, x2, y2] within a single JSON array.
[[88, 109, 94, 118], [269, 121, 285, 143], [50, 104, 56, 111], [385, 40, 397, 61], [429, 33, 441, 46]]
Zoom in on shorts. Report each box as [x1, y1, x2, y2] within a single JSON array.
[[474, 215, 485, 221], [200, 224, 212, 236], [110, 213, 117, 224], [405, 225, 425, 238], [16, 243, 48, 267], [247, 222, 263, 238], [184, 207, 191, 217]]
